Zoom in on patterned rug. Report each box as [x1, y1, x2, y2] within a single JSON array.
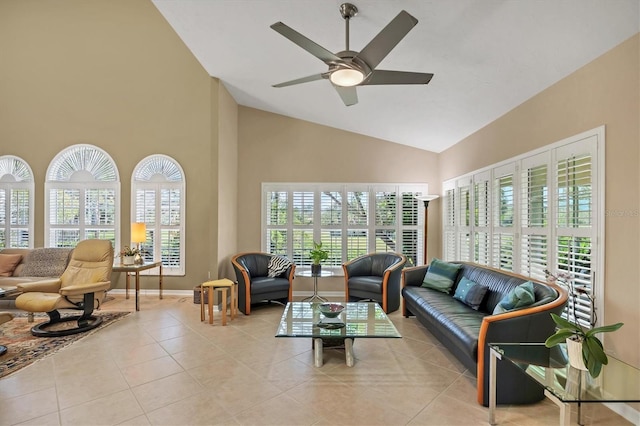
[[0, 311, 130, 379]]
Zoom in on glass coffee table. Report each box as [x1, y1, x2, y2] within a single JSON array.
[[275, 302, 401, 367], [488, 342, 640, 425]]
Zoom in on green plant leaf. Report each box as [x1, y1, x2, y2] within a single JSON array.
[[584, 337, 608, 365], [585, 322, 624, 337], [545, 330, 576, 347], [550, 313, 582, 333]]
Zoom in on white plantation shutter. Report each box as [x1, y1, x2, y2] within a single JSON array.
[[554, 138, 597, 328], [266, 191, 288, 256], [474, 171, 491, 265], [442, 182, 456, 261], [0, 156, 34, 248], [45, 145, 119, 249], [401, 191, 420, 267], [492, 164, 515, 271], [520, 153, 549, 280], [132, 155, 185, 275], [374, 189, 397, 253], [263, 184, 428, 271], [458, 178, 471, 262], [347, 190, 369, 260]]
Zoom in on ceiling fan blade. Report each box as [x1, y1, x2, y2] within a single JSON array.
[[334, 85, 358, 106], [355, 10, 418, 70], [273, 73, 326, 88], [271, 22, 341, 64], [363, 70, 434, 85]]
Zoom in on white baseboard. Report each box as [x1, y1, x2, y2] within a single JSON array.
[[604, 403, 639, 425]]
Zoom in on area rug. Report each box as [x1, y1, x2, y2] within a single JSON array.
[[0, 311, 130, 379]]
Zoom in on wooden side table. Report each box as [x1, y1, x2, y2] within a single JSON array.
[[200, 279, 238, 325], [112, 261, 163, 311]]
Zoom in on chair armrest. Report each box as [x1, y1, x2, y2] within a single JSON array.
[[17, 279, 62, 293], [342, 255, 371, 277], [60, 281, 111, 297], [402, 265, 428, 287]]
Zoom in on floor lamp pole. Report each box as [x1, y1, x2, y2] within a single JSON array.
[[416, 195, 439, 266]]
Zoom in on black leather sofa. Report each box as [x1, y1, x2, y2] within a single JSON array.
[[402, 262, 567, 406]]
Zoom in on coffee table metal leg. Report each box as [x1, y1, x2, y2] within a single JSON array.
[[345, 338, 354, 367], [544, 390, 571, 426], [314, 338, 323, 367]]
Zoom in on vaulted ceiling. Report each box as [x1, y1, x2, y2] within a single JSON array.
[[152, 0, 639, 153]]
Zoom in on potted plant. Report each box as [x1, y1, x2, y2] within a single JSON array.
[[119, 246, 139, 265], [309, 241, 329, 276], [543, 270, 623, 378]]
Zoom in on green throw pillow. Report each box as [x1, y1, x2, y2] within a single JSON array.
[[421, 258, 462, 293], [492, 281, 536, 314], [453, 277, 488, 310]]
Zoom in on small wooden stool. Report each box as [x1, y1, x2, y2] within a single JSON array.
[[200, 279, 238, 325]]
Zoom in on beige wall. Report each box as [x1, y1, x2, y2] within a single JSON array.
[[440, 34, 640, 366], [0, 0, 219, 292], [237, 107, 441, 292], [216, 84, 239, 280]]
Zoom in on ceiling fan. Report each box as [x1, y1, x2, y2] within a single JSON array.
[[270, 3, 433, 106]]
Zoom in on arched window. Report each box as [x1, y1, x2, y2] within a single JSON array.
[[45, 144, 120, 248], [132, 155, 185, 275], [0, 156, 35, 248]]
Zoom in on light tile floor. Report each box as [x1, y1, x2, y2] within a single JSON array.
[[0, 294, 632, 425]]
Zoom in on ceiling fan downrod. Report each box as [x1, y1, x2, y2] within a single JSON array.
[[339, 3, 358, 51]]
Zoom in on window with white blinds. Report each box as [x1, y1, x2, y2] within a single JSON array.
[[45, 145, 119, 249], [442, 127, 603, 328], [132, 155, 185, 276], [0, 156, 34, 249], [263, 183, 429, 272]]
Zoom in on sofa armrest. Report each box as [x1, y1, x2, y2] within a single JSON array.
[[475, 283, 568, 406], [402, 265, 428, 287], [17, 278, 62, 294]]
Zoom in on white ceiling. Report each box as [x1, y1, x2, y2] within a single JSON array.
[[152, 0, 639, 153]]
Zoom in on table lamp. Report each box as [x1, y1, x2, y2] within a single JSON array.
[[131, 222, 146, 265]]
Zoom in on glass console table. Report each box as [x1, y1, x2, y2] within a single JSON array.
[[488, 342, 640, 425]]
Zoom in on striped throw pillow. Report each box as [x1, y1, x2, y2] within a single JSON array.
[[267, 256, 292, 278]]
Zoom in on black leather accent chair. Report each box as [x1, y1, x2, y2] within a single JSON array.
[[231, 252, 295, 315], [343, 252, 406, 313]]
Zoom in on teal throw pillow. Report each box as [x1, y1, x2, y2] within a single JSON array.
[[453, 277, 488, 310], [421, 258, 462, 294], [492, 281, 536, 315]]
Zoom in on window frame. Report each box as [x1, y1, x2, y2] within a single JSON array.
[[0, 156, 35, 249], [262, 183, 429, 273], [442, 126, 604, 328], [131, 154, 186, 276], [45, 144, 120, 249]]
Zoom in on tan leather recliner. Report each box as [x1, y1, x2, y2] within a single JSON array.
[[16, 239, 114, 337]]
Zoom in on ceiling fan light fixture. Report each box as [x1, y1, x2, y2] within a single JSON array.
[[330, 68, 364, 87]]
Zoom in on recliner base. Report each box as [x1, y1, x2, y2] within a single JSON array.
[[31, 314, 103, 337]]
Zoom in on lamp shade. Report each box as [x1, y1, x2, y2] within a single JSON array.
[[131, 222, 146, 244]]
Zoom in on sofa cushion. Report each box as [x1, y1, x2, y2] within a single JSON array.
[[267, 256, 292, 277], [20, 248, 72, 277], [492, 281, 536, 314], [250, 276, 291, 296], [453, 277, 488, 310], [0, 254, 23, 277], [404, 286, 485, 361], [422, 258, 462, 293]]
